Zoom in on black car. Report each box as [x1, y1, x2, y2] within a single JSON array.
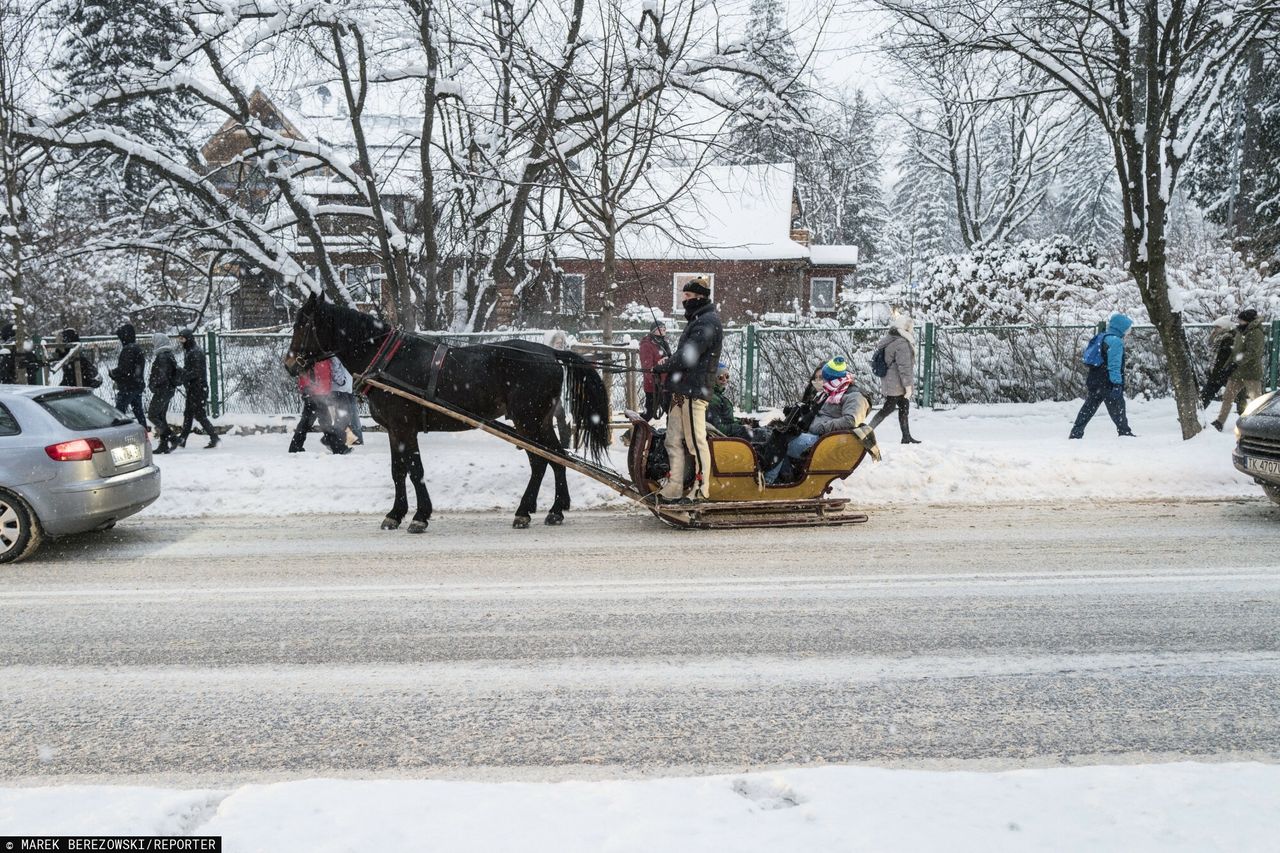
[[1232, 391, 1280, 505]]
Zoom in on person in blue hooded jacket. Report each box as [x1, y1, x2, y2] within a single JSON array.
[[1070, 313, 1137, 439]]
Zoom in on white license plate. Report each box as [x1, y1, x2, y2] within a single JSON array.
[[1246, 457, 1280, 477], [111, 443, 142, 466]]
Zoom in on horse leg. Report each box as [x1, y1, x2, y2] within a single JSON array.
[[405, 433, 431, 534], [382, 431, 409, 530], [513, 449, 548, 529], [544, 420, 570, 526]]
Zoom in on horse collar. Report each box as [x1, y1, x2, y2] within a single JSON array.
[[426, 343, 449, 401]]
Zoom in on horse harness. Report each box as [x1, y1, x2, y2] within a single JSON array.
[[355, 327, 450, 403]]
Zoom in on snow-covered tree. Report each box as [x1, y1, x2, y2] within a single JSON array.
[[884, 39, 1083, 250], [1184, 40, 1280, 268], [1052, 124, 1125, 253], [879, 0, 1279, 439], [799, 90, 888, 286], [919, 236, 1115, 326], [878, 122, 959, 299], [723, 0, 811, 165]]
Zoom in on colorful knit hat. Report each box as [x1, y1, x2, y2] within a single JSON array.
[[821, 357, 849, 381]]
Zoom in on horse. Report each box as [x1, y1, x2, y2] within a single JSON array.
[[283, 293, 611, 531]]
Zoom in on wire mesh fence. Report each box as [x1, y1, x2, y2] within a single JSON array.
[[20, 319, 1279, 418]]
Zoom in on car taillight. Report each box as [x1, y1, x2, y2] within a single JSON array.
[[44, 438, 107, 461]]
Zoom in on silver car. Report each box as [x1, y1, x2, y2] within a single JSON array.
[[0, 385, 161, 563]]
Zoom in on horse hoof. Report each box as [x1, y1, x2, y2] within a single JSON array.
[[544, 512, 564, 526], [513, 515, 531, 529], [381, 516, 402, 530], [407, 520, 428, 534]]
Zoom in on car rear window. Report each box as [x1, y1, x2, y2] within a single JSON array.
[[37, 391, 130, 430], [0, 402, 18, 436]]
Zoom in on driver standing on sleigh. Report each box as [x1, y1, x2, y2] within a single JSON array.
[[651, 278, 722, 504]]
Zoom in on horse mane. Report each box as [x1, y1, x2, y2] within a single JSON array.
[[316, 298, 389, 344]]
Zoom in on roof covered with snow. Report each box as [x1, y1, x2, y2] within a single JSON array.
[[810, 245, 859, 266], [555, 163, 849, 263]]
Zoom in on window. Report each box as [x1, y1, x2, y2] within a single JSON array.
[[561, 274, 585, 314], [810, 277, 836, 314], [0, 403, 20, 437], [672, 272, 714, 312], [344, 265, 383, 303], [37, 391, 130, 431]]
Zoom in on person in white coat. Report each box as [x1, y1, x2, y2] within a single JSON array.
[[329, 357, 364, 447], [868, 314, 922, 444]]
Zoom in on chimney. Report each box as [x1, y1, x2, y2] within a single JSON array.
[[790, 227, 812, 246]]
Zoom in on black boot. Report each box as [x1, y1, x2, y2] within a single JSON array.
[[898, 402, 921, 444], [204, 434, 220, 449], [154, 436, 172, 455]]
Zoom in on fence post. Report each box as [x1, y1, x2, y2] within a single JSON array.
[[921, 321, 936, 408], [32, 335, 44, 384], [1271, 319, 1280, 392], [744, 323, 757, 411], [206, 330, 221, 418]]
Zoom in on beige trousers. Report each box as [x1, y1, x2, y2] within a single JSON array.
[[660, 396, 711, 500], [1218, 377, 1263, 424]]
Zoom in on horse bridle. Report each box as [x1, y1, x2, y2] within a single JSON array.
[[290, 306, 338, 374]]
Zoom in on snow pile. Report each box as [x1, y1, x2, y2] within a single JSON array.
[[3, 763, 1278, 851], [140, 398, 1260, 520]]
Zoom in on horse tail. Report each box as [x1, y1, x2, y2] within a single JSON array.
[[554, 350, 611, 462]]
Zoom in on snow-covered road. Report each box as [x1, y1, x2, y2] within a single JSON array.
[[2, 502, 1278, 785]]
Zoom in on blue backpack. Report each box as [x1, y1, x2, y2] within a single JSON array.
[[870, 346, 889, 378], [1082, 333, 1106, 367]]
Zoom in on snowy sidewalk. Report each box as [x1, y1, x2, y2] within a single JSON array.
[[3, 763, 1277, 851], [143, 399, 1260, 518]]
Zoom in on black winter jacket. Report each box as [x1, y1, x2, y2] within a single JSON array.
[[181, 341, 209, 396], [110, 324, 147, 393], [149, 348, 181, 395], [654, 302, 723, 401]]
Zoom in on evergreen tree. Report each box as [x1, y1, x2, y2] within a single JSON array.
[[1184, 42, 1280, 266], [1054, 124, 1124, 252], [883, 124, 958, 296], [724, 0, 810, 164], [799, 91, 888, 286], [51, 0, 196, 193]]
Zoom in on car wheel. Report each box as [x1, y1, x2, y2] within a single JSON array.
[[1263, 483, 1280, 507], [0, 490, 43, 564]]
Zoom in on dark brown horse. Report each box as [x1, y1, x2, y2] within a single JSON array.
[[284, 294, 610, 531]]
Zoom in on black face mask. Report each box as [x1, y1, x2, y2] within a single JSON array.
[[683, 297, 708, 318]]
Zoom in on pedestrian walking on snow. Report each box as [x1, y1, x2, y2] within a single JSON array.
[[1211, 308, 1266, 432], [868, 314, 922, 443], [639, 321, 672, 421], [330, 357, 364, 448], [147, 332, 181, 454], [1069, 313, 1136, 439], [109, 323, 147, 428], [289, 357, 346, 454], [175, 328, 219, 449], [652, 278, 722, 503], [1201, 316, 1240, 410]]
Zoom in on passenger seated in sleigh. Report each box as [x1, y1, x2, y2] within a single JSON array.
[[706, 362, 765, 441], [763, 357, 871, 485]]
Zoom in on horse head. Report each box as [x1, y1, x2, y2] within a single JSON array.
[[284, 292, 332, 377]]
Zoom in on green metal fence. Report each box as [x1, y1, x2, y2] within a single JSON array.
[[25, 319, 1280, 416]]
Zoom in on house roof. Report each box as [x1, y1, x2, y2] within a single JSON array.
[[554, 163, 855, 264], [810, 245, 859, 266], [201, 85, 421, 195]]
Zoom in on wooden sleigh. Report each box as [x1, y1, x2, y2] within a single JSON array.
[[624, 414, 877, 528]]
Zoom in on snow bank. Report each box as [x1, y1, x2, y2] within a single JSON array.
[[3, 763, 1277, 851], [141, 399, 1258, 519]]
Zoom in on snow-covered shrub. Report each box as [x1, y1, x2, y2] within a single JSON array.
[[919, 236, 1122, 326]]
